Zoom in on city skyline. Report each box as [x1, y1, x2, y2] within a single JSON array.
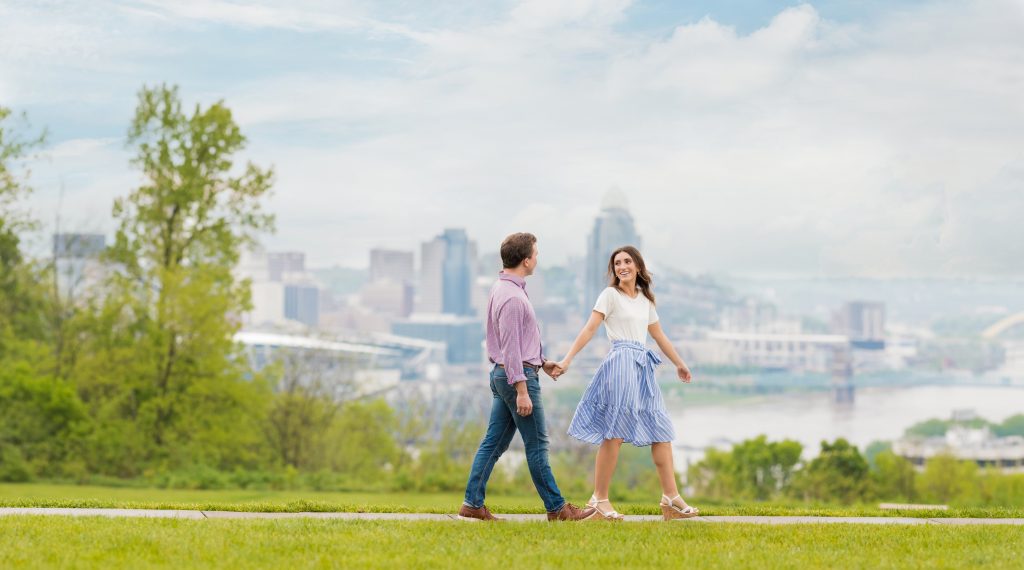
[[3, 0, 1023, 277]]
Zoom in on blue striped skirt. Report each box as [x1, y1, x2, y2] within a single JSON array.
[[567, 340, 676, 447]]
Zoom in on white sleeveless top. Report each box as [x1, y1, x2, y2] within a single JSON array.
[[592, 287, 659, 342]]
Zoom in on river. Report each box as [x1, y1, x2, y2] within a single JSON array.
[[671, 385, 1024, 463]]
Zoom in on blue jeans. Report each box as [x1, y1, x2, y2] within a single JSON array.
[[463, 365, 566, 513]]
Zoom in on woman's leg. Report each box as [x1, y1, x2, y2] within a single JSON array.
[[652, 442, 695, 509], [593, 438, 624, 499], [651, 442, 680, 497]]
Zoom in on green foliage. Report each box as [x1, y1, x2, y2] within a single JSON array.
[[903, 413, 1023, 440], [689, 435, 802, 501], [993, 414, 1024, 437], [0, 362, 89, 481], [791, 439, 869, 504], [327, 400, 403, 483], [870, 450, 916, 502], [905, 418, 955, 437], [0, 106, 47, 354], [73, 84, 275, 476], [863, 440, 891, 468], [404, 422, 482, 492], [917, 453, 979, 504], [0, 106, 46, 233]]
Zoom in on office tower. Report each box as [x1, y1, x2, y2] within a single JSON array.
[[370, 249, 414, 284], [267, 251, 305, 281], [585, 188, 641, 308], [285, 283, 320, 328], [419, 228, 477, 316], [835, 302, 886, 348]]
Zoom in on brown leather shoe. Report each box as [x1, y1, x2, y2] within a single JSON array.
[[546, 502, 598, 521], [458, 504, 502, 521]]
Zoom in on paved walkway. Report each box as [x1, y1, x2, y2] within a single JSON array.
[[1, 508, 1021, 525]]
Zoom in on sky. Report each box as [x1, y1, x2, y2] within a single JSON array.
[[1, 0, 1022, 277]]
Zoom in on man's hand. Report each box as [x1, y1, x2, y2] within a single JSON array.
[[515, 382, 533, 416], [542, 361, 564, 381]]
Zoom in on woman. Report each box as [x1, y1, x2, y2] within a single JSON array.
[[558, 246, 699, 521]]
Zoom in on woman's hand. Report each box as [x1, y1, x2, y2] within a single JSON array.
[[677, 362, 692, 383], [557, 359, 571, 377], [542, 360, 562, 381]]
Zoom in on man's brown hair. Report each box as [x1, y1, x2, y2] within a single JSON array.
[[500, 232, 537, 269]]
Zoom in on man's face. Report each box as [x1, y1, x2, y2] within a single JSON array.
[[525, 244, 538, 276]]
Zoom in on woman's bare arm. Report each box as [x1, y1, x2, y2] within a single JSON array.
[[649, 321, 692, 382], [557, 311, 605, 372]]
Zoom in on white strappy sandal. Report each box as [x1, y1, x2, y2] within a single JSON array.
[[587, 495, 625, 521], [660, 494, 699, 521]]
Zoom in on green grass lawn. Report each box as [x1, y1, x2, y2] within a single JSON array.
[[1, 517, 1021, 569], [2, 483, 1022, 519]]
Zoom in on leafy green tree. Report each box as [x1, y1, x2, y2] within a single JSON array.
[[978, 472, 1024, 507], [0, 107, 89, 482], [791, 438, 869, 504], [870, 449, 916, 502], [904, 419, 952, 438], [687, 447, 739, 499], [917, 453, 979, 504], [263, 349, 356, 471], [689, 435, 803, 500], [864, 440, 892, 469], [0, 106, 47, 356], [408, 421, 482, 492], [77, 84, 274, 475], [327, 400, 403, 483], [0, 356, 89, 481], [994, 414, 1024, 437], [732, 436, 803, 500]]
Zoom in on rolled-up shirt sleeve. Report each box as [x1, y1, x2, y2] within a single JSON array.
[[497, 298, 528, 384]]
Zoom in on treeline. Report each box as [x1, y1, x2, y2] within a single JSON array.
[[688, 435, 1024, 506], [904, 414, 1024, 438]]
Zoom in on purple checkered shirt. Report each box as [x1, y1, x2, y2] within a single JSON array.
[[486, 272, 544, 385]]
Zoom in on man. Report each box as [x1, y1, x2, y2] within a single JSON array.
[[458, 232, 596, 522]]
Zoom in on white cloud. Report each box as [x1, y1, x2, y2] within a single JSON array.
[[7, 0, 1024, 276]]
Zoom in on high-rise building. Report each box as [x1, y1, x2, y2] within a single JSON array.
[[370, 249, 414, 284], [285, 284, 320, 328], [585, 188, 641, 308], [267, 251, 305, 281], [442, 229, 475, 316], [238, 247, 322, 329], [834, 302, 886, 349], [419, 228, 477, 316], [419, 239, 446, 314]]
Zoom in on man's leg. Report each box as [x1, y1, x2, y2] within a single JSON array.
[[495, 371, 565, 513], [463, 370, 519, 509]]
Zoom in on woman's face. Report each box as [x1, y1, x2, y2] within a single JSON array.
[[613, 252, 637, 285]]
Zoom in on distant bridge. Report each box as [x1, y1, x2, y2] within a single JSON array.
[[982, 312, 1024, 339]]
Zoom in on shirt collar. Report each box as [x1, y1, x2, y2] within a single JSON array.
[[498, 271, 527, 290]]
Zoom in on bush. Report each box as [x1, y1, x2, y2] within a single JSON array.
[[791, 439, 869, 504], [917, 453, 979, 504], [0, 444, 33, 482]]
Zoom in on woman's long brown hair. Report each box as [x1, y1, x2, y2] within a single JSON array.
[[607, 245, 656, 305]]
